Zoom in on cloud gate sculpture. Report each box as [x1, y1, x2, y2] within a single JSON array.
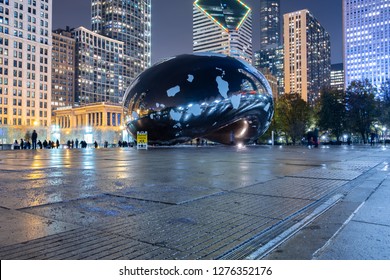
[[123, 53, 274, 145]]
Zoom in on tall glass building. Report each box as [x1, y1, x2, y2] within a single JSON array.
[[259, 0, 280, 49], [193, 0, 253, 64], [256, 0, 283, 96], [284, 10, 331, 105], [254, 46, 284, 95], [72, 27, 125, 105], [91, 0, 151, 92], [343, 0, 390, 89], [52, 28, 75, 111]]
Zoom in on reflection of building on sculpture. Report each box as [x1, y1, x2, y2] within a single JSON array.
[[123, 53, 274, 145]]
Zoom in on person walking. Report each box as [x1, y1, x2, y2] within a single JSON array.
[[31, 130, 38, 149]]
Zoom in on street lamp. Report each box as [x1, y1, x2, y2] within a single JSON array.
[[383, 127, 387, 146]]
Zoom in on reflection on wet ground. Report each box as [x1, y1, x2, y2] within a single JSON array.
[[0, 145, 387, 259]]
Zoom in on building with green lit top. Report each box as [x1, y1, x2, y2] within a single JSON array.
[[193, 0, 253, 63]]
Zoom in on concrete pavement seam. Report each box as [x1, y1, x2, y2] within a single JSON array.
[[244, 194, 344, 260], [312, 175, 387, 259]]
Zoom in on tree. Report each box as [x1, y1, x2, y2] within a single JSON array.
[[24, 131, 32, 142], [377, 79, 390, 128], [274, 93, 310, 145], [345, 79, 378, 143], [317, 88, 346, 141]]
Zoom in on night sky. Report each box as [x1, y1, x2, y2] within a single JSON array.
[[52, 0, 342, 64]]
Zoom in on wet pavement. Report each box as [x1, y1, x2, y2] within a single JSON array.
[[0, 145, 389, 259]]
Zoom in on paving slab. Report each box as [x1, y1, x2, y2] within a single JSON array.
[[315, 221, 390, 259], [111, 184, 224, 204], [21, 194, 171, 227], [0, 208, 79, 247], [233, 177, 348, 200]]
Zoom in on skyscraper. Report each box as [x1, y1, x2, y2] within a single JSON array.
[[259, 0, 281, 49], [343, 0, 390, 89], [331, 63, 344, 91], [193, 0, 253, 64], [254, 46, 284, 95], [52, 27, 75, 111], [284, 9, 331, 105], [72, 27, 125, 105], [0, 0, 52, 143], [256, 0, 283, 96], [91, 0, 151, 92]]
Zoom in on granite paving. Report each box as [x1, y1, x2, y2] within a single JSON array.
[[0, 145, 388, 259]]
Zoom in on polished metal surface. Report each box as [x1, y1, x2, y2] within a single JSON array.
[[123, 53, 274, 145]]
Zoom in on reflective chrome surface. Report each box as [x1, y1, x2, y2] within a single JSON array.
[[123, 53, 274, 145]]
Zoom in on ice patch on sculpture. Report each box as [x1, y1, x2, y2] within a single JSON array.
[[187, 104, 202, 116], [216, 76, 229, 98], [170, 110, 182, 121], [264, 103, 270, 112], [156, 103, 166, 108], [167, 85, 180, 97], [230, 94, 241, 109]]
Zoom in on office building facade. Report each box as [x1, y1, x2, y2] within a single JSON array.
[[254, 44, 284, 96], [331, 63, 344, 91], [343, 0, 390, 89], [0, 0, 52, 143], [72, 26, 125, 105], [53, 102, 127, 146], [256, 0, 283, 96], [52, 27, 75, 111], [193, 0, 253, 64], [259, 0, 281, 49], [283, 9, 331, 105], [91, 0, 151, 91]]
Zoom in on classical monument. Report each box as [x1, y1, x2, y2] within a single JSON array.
[[123, 53, 274, 145]]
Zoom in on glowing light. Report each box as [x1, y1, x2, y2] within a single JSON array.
[[194, 1, 229, 32], [195, 0, 252, 31], [237, 143, 244, 149], [236, 0, 251, 30]]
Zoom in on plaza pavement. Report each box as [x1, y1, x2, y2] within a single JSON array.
[[0, 144, 389, 260]]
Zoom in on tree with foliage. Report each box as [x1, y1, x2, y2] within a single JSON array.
[[317, 88, 346, 141], [377, 79, 390, 128], [274, 93, 310, 145], [345, 79, 378, 143]]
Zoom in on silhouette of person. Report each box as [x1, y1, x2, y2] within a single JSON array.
[[31, 130, 38, 149]]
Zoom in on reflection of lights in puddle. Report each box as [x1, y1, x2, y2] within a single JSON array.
[[236, 143, 246, 149], [382, 162, 389, 171], [27, 171, 46, 179]]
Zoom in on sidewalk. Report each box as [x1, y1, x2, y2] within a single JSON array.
[[262, 147, 390, 260], [0, 145, 389, 260], [314, 168, 390, 259]]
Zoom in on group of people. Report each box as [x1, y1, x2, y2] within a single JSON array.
[[13, 130, 38, 150], [15, 138, 59, 150], [117, 140, 133, 147], [13, 130, 123, 150]]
